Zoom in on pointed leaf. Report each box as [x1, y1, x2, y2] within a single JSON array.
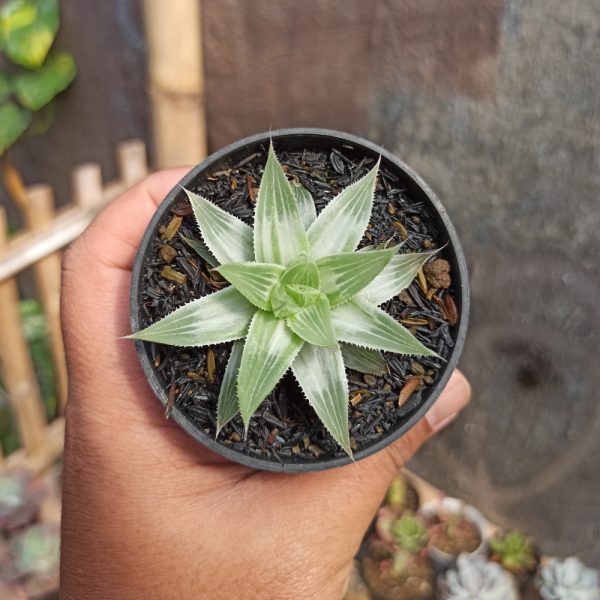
[[238, 311, 304, 425], [316, 247, 396, 306], [293, 182, 317, 229], [360, 251, 437, 305], [14, 51, 76, 111], [280, 260, 320, 288], [215, 262, 284, 310], [286, 294, 336, 347], [332, 298, 438, 356], [291, 344, 352, 456], [216, 339, 244, 434], [307, 159, 380, 259], [340, 343, 387, 375], [254, 143, 309, 264], [184, 188, 254, 265], [182, 236, 219, 268], [129, 287, 255, 346], [0, 102, 31, 155]]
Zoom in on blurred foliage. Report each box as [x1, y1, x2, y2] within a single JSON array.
[[0, 0, 76, 154]]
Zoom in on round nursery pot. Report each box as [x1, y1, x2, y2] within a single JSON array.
[[130, 128, 469, 472], [420, 497, 489, 570]]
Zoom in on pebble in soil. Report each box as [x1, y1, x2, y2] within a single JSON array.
[[138, 145, 458, 464]]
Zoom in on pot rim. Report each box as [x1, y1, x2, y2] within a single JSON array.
[[130, 127, 470, 473]]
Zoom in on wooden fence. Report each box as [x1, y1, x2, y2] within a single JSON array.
[[0, 140, 148, 473]]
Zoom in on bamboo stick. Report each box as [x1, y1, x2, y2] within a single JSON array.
[[0, 208, 47, 453], [143, 0, 207, 168], [4, 418, 64, 474], [22, 185, 68, 413], [117, 139, 148, 185], [71, 163, 103, 210]]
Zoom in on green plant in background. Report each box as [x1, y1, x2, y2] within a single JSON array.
[[441, 554, 518, 600], [538, 557, 600, 600], [490, 531, 537, 576], [0, 0, 76, 204], [392, 512, 428, 556], [130, 143, 437, 456]]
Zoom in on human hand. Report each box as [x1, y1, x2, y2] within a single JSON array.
[[59, 170, 471, 600]]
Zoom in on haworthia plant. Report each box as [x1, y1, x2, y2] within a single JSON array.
[[130, 143, 439, 457]]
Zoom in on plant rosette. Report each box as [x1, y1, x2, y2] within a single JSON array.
[[362, 512, 434, 600], [420, 497, 489, 570], [385, 473, 420, 515], [489, 530, 539, 588], [129, 129, 469, 472]]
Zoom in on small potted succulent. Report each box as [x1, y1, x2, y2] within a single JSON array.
[[537, 557, 600, 600], [1, 523, 60, 599], [129, 129, 468, 471], [439, 554, 519, 600], [385, 473, 420, 515], [362, 512, 434, 600], [489, 530, 539, 586], [0, 470, 46, 533], [420, 497, 487, 569]]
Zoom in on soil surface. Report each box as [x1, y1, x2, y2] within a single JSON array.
[[138, 144, 458, 464], [362, 554, 433, 600]]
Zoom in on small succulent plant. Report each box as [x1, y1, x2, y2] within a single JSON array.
[[386, 474, 417, 514], [489, 530, 537, 575], [441, 554, 518, 600], [392, 512, 429, 555], [0, 470, 45, 532], [130, 143, 437, 455], [538, 557, 600, 600]]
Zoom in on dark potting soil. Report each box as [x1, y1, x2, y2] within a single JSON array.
[[138, 145, 458, 464]]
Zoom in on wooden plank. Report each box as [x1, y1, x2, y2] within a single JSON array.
[[0, 209, 47, 453], [143, 0, 206, 168], [4, 417, 65, 474], [117, 139, 148, 186], [22, 185, 68, 413]]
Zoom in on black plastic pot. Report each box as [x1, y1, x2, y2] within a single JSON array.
[[130, 128, 469, 472]]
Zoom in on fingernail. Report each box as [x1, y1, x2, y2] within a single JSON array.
[[426, 370, 471, 432]]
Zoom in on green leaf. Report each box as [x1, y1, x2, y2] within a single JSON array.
[[1, 0, 59, 69], [340, 343, 387, 375], [280, 259, 320, 288], [316, 247, 396, 306], [237, 311, 303, 426], [13, 51, 76, 110], [182, 236, 219, 268], [0, 71, 13, 102], [293, 182, 317, 229], [360, 251, 437, 305], [291, 343, 352, 456], [270, 282, 320, 318], [307, 159, 380, 259], [286, 294, 336, 347], [0, 102, 31, 154], [254, 143, 309, 265], [215, 262, 284, 310], [184, 188, 254, 265], [332, 297, 437, 356], [216, 339, 244, 434], [128, 287, 255, 347]]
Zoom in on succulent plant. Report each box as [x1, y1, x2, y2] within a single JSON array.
[[441, 554, 518, 600], [386, 474, 414, 514], [392, 512, 428, 555], [130, 143, 438, 455], [1, 523, 60, 587], [489, 530, 537, 575], [538, 557, 600, 600], [0, 469, 45, 532]]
